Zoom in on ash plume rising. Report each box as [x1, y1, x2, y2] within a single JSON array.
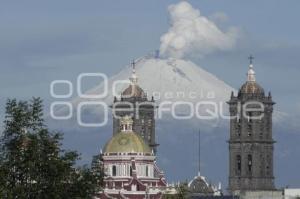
[[159, 1, 240, 59]]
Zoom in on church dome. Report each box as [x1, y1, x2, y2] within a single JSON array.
[[103, 115, 151, 154], [122, 84, 146, 98], [103, 131, 151, 153], [239, 81, 264, 95]]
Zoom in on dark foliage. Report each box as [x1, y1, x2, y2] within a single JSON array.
[[0, 98, 103, 199]]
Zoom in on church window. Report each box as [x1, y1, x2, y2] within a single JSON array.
[[141, 127, 145, 138], [236, 155, 241, 175], [112, 165, 117, 176], [236, 123, 241, 137], [266, 155, 270, 175], [247, 123, 252, 136], [248, 155, 252, 173], [266, 165, 270, 175], [248, 112, 253, 122]]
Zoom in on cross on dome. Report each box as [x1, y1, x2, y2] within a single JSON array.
[[130, 59, 138, 85], [247, 55, 256, 82], [248, 55, 254, 65]]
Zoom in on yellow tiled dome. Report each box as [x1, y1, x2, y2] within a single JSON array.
[[103, 131, 151, 153]]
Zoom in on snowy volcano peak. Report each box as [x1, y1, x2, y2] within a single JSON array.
[[131, 57, 235, 104], [72, 57, 235, 107]]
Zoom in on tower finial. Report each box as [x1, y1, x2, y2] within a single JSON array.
[[247, 55, 256, 82], [130, 59, 138, 84], [248, 55, 254, 65], [131, 59, 136, 73]]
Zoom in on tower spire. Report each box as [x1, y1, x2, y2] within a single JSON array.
[[130, 59, 138, 85], [247, 55, 256, 82]]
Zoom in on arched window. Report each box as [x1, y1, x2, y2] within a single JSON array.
[[112, 165, 116, 176], [248, 154, 252, 173], [236, 155, 241, 175]]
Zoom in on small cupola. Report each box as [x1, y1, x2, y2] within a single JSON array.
[[121, 60, 147, 99], [239, 55, 264, 95]]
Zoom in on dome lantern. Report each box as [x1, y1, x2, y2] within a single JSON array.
[[247, 64, 256, 82], [120, 115, 133, 132]]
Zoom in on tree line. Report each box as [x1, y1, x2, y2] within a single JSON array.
[[0, 98, 104, 199]]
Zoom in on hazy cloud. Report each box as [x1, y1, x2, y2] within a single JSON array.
[[209, 12, 229, 24]]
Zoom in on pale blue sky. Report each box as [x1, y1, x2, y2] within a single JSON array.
[[0, 0, 299, 110]]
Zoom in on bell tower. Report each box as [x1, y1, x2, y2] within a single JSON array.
[[228, 57, 275, 194], [112, 60, 158, 153]]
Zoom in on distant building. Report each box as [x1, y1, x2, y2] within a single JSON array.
[[284, 189, 300, 199], [227, 57, 276, 194], [188, 172, 222, 197], [97, 115, 167, 199], [111, 61, 158, 153]]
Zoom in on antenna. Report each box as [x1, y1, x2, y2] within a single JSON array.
[[198, 129, 201, 176]]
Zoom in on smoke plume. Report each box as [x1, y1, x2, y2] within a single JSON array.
[[159, 1, 239, 58]]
